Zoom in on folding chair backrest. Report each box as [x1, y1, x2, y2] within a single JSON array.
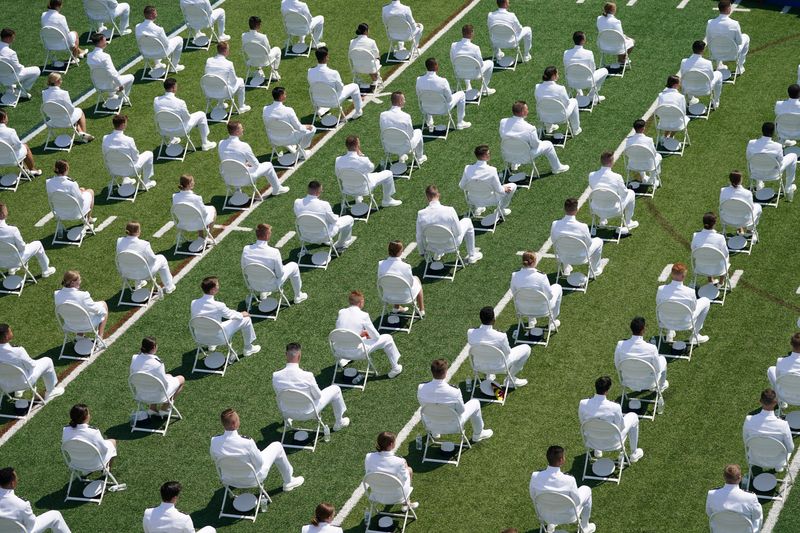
[[138, 35, 168, 60], [469, 343, 508, 375], [0, 361, 29, 395], [624, 144, 657, 172], [682, 69, 712, 95], [41, 26, 70, 52], [201, 74, 231, 100], [654, 104, 686, 131], [171, 202, 206, 232], [181, 3, 212, 31], [501, 136, 532, 166], [776, 113, 800, 140], [62, 437, 104, 473], [242, 262, 281, 294], [0, 517, 26, 533], [363, 471, 406, 506], [776, 373, 800, 406], [49, 190, 83, 221], [597, 29, 626, 55], [748, 152, 782, 182], [116, 250, 151, 282], [537, 97, 568, 125], [464, 179, 498, 209], [746, 435, 789, 470], [90, 67, 117, 93], [215, 454, 259, 489], [422, 224, 457, 256], [329, 328, 369, 361], [707, 35, 738, 62], [589, 187, 622, 217], [337, 167, 370, 196], [709, 510, 754, 533], [719, 198, 755, 228], [265, 119, 298, 147], [56, 302, 95, 333], [0, 60, 18, 86], [283, 10, 311, 37], [243, 41, 270, 67], [129, 371, 168, 405], [656, 300, 694, 331], [84, 0, 112, 23], [155, 110, 189, 137], [452, 55, 482, 81], [42, 101, 74, 128], [420, 403, 463, 435], [385, 16, 414, 41], [565, 63, 594, 91], [0, 240, 24, 270], [488, 22, 517, 49], [104, 148, 136, 177], [0, 140, 20, 167], [350, 48, 377, 74], [309, 82, 340, 109], [533, 491, 580, 528], [276, 389, 317, 421], [296, 214, 331, 244], [581, 417, 623, 452], [417, 89, 448, 115], [692, 246, 727, 278], [553, 235, 589, 266], [189, 316, 228, 348], [377, 274, 413, 305], [512, 287, 550, 319], [617, 357, 658, 391], [381, 127, 412, 155], [219, 159, 253, 188]]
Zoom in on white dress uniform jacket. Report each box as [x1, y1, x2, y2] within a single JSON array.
[[365, 451, 412, 496], [116, 235, 174, 288], [510, 266, 563, 319], [706, 484, 762, 533], [349, 35, 380, 73], [54, 286, 107, 326], [302, 522, 343, 533], [0, 488, 71, 533], [293, 195, 354, 247], [41, 9, 75, 46], [459, 160, 516, 209], [450, 38, 493, 88], [62, 423, 116, 464], [217, 135, 280, 190], [143, 502, 215, 533], [415, 71, 466, 124], [563, 45, 608, 101], [530, 466, 593, 529], [172, 189, 215, 226], [42, 86, 82, 125], [263, 101, 316, 150], [720, 184, 762, 227], [335, 151, 395, 201], [614, 335, 667, 386], [281, 0, 324, 44], [487, 7, 532, 56], [0, 123, 27, 161], [550, 215, 604, 273], [467, 323, 531, 380], [705, 14, 749, 71], [768, 352, 800, 389], [135, 18, 183, 68], [0, 341, 59, 394], [242, 30, 281, 71], [272, 362, 347, 421], [335, 304, 402, 369], [86, 48, 131, 94], [0, 42, 40, 94], [691, 228, 730, 269], [130, 352, 181, 397], [153, 92, 212, 146], [588, 166, 635, 224], [499, 115, 564, 170], [209, 429, 293, 484], [680, 53, 722, 106], [534, 80, 581, 132], [379, 106, 424, 159], [578, 393, 640, 451], [417, 379, 485, 438], [656, 87, 689, 130], [204, 54, 245, 107], [382, 1, 423, 47], [743, 409, 794, 455], [415, 200, 477, 257], [775, 97, 800, 117], [307, 64, 363, 114], [746, 136, 797, 199], [241, 239, 303, 296], [656, 279, 711, 333], [102, 129, 154, 181], [596, 13, 634, 49], [377, 256, 416, 292]]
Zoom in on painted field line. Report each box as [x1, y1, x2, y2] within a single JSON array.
[[577, 0, 587, 3], [796, 285, 800, 295], [275, 230, 295, 249], [658, 263, 674, 282], [94, 215, 117, 233], [729, 269, 743, 289], [152, 221, 174, 239], [627, 0, 638, 5], [677, 0, 690, 9], [34, 212, 53, 227], [400, 242, 417, 259], [214, 224, 251, 232]]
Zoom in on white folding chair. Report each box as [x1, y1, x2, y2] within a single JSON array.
[[61, 437, 123, 504], [0, 517, 26, 532], [776, 112, 800, 145], [417, 89, 455, 140], [116, 250, 161, 307], [377, 273, 421, 333], [0, 241, 36, 297], [468, 343, 511, 405], [380, 127, 419, 179], [328, 328, 376, 391], [776, 372, 800, 436], [155, 110, 196, 162], [350, 47, 380, 90], [171, 202, 215, 256], [241, 262, 291, 320], [500, 136, 538, 188], [656, 300, 698, 361], [682, 69, 714, 119], [623, 143, 661, 198], [419, 403, 472, 466], [265, 119, 306, 170], [295, 213, 339, 270], [83, 0, 122, 43], [200, 74, 238, 124], [745, 435, 794, 501], [691, 246, 731, 305], [654, 104, 690, 156], [0, 361, 45, 420], [41, 101, 79, 152], [748, 152, 785, 208], [597, 29, 630, 77], [617, 358, 664, 421], [363, 472, 417, 533], [48, 190, 94, 247], [532, 491, 585, 533], [282, 10, 315, 58], [40, 26, 77, 74], [181, 2, 219, 50], [589, 187, 629, 243], [565, 63, 598, 112], [128, 371, 182, 436], [420, 224, 464, 281], [215, 455, 271, 521], [709, 510, 756, 533], [137, 35, 176, 82], [536, 97, 573, 148], [720, 198, 759, 255], [103, 149, 146, 202], [0, 59, 24, 108], [580, 417, 630, 483], [512, 287, 558, 347], [336, 167, 378, 222], [55, 302, 107, 360], [452, 55, 487, 105], [219, 159, 264, 212], [90, 67, 132, 115], [553, 235, 596, 293], [384, 16, 419, 63], [243, 41, 277, 88], [189, 316, 237, 376], [488, 22, 521, 70], [309, 82, 347, 131], [707, 35, 741, 84], [0, 140, 34, 192], [463, 179, 505, 234], [276, 389, 328, 452]]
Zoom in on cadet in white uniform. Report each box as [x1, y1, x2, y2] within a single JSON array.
[[172, 174, 216, 239], [336, 135, 400, 207], [0, 29, 40, 99], [204, 42, 249, 113], [624, 119, 661, 187], [510, 251, 562, 330], [460, 144, 516, 214], [62, 403, 117, 466], [656, 263, 711, 344], [746, 122, 797, 201], [116, 221, 175, 293], [768, 333, 800, 389], [535, 66, 581, 136], [130, 337, 184, 415], [0, 202, 54, 278], [263, 86, 316, 153], [46, 160, 95, 222], [488, 0, 532, 63], [550, 197, 605, 277], [365, 432, 415, 501], [335, 290, 404, 378], [191, 276, 260, 356], [743, 388, 794, 456], [43, 74, 93, 142], [210, 409, 304, 492], [154, 78, 216, 151], [417, 358, 493, 442], [272, 343, 350, 430], [597, 2, 634, 63], [691, 212, 729, 286], [87, 34, 134, 100], [54, 270, 108, 337], [681, 41, 722, 110], [102, 114, 155, 189], [450, 24, 495, 96], [656, 75, 689, 139], [136, 6, 184, 73], [41, 0, 87, 61], [416, 185, 482, 264], [377, 241, 424, 316], [241, 223, 307, 303], [349, 23, 381, 88], [775, 84, 800, 140], [416, 57, 469, 130], [0, 324, 64, 400], [242, 16, 281, 81], [468, 306, 530, 387], [499, 101, 569, 174], [706, 464, 762, 533], [180, 0, 228, 41], [380, 91, 426, 164], [0, 111, 42, 177], [382, 0, 423, 50], [530, 446, 595, 533], [706, 0, 749, 75], [218, 121, 286, 195], [0, 467, 71, 533], [143, 481, 215, 533], [578, 376, 644, 462], [720, 171, 761, 238], [282, 0, 325, 48], [302, 502, 343, 533], [308, 47, 363, 118], [294, 181, 356, 252], [563, 31, 607, 105], [614, 316, 667, 389], [90, 0, 131, 37], [588, 151, 638, 230]]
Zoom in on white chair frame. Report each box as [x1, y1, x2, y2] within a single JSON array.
[[589, 187, 629, 244], [553, 235, 597, 293], [137, 35, 178, 82], [363, 472, 418, 533], [0, 362, 45, 420], [201, 74, 239, 124], [55, 302, 107, 360], [580, 417, 631, 483], [277, 389, 328, 452], [336, 167, 379, 222], [468, 343, 511, 405], [623, 143, 661, 198], [215, 455, 271, 521], [488, 22, 521, 71], [656, 300, 698, 361], [500, 136, 539, 189], [189, 316, 238, 376], [420, 403, 472, 466], [0, 140, 34, 191], [115, 250, 162, 307], [0, 241, 37, 297], [720, 198, 758, 255], [155, 110, 197, 162], [61, 437, 122, 504], [512, 287, 558, 346], [40, 26, 78, 74], [41, 101, 80, 152], [171, 202, 216, 256], [295, 213, 340, 270], [597, 29, 631, 77], [380, 127, 420, 179], [377, 273, 421, 334], [128, 371, 182, 436], [90, 67, 132, 116], [219, 159, 264, 212], [417, 89, 455, 140], [745, 435, 794, 501], [241, 262, 291, 320], [420, 224, 465, 281], [655, 104, 691, 156], [617, 357, 665, 421], [0, 59, 25, 108], [329, 328, 377, 391], [691, 245, 731, 305]]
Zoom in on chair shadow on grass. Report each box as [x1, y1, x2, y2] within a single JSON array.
[[192, 484, 289, 529], [566, 453, 606, 489], [35, 483, 94, 512], [105, 418, 157, 442]]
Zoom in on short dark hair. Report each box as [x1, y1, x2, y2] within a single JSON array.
[[69, 403, 90, 428], [572, 31, 586, 46], [0, 324, 10, 343], [479, 306, 495, 325], [0, 29, 15, 41], [141, 336, 157, 353], [542, 66, 558, 81], [761, 388, 778, 407], [345, 135, 359, 151], [633, 119, 646, 132], [630, 316, 645, 336], [474, 144, 490, 159], [54, 160, 69, 174], [200, 276, 219, 294], [308, 180, 321, 193], [462, 24, 474, 38], [356, 22, 369, 35], [143, 6, 156, 18], [729, 171, 743, 186], [789, 84, 800, 99], [762, 122, 775, 137], [791, 332, 800, 352], [388, 240, 403, 257], [91, 33, 106, 45], [249, 16, 261, 30], [48, 0, 63, 8], [546, 445, 564, 467], [112, 114, 127, 129], [703, 211, 717, 230], [227, 120, 242, 135], [564, 197, 578, 213], [391, 91, 404, 106], [216, 41, 229, 54], [0, 467, 15, 488], [595, 376, 612, 395], [163, 77, 177, 91], [425, 184, 439, 200], [315, 46, 329, 62], [425, 57, 438, 71], [160, 481, 181, 502], [376, 431, 396, 452], [512, 101, 527, 116], [430, 358, 448, 379], [692, 40, 706, 54], [666, 75, 680, 88], [600, 151, 614, 166], [718, 0, 732, 10]]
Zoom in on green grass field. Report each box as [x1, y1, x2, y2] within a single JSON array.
[[1, 0, 800, 531]]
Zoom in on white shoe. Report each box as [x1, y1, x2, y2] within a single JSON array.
[[283, 476, 304, 491], [483, 88, 496, 96], [562, 264, 573, 275], [495, 49, 505, 60], [238, 105, 251, 114], [382, 198, 402, 207], [243, 345, 261, 356], [218, 34, 231, 42], [627, 220, 639, 230], [388, 365, 403, 378], [630, 448, 644, 462], [501, 208, 511, 216], [426, 119, 435, 132], [472, 429, 493, 442], [163, 285, 176, 294], [315, 42, 327, 49], [593, 450, 603, 458], [522, 54, 532, 63], [573, 127, 583, 136], [692, 334, 709, 344], [787, 184, 796, 202], [784, 140, 797, 147], [394, 306, 409, 314], [547, 124, 559, 134], [201, 141, 217, 151], [294, 292, 308, 304], [333, 418, 350, 431], [352, 109, 363, 119], [549, 320, 560, 331], [596, 95, 606, 103], [665, 330, 676, 343], [465, 251, 483, 264], [507, 377, 527, 388], [171, 65, 186, 73], [336, 236, 357, 251], [418, 154, 428, 164], [134, 280, 148, 290], [456, 121, 471, 130], [273, 185, 290, 195], [144, 181, 157, 191], [41, 267, 56, 278], [584, 523, 597, 533], [45, 386, 65, 400], [552, 165, 570, 175], [474, 207, 486, 216], [401, 502, 420, 512]]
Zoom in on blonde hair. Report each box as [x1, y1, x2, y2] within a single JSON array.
[[348, 290, 364, 306], [125, 221, 141, 236], [603, 2, 616, 15], [61, 270, 80, 288], [521, 251, 537, 267], [47, 72, 62, 86], [179, 174, 194, 190]]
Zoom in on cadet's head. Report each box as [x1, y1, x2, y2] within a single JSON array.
[[479, 306, 495, 326], [345, 135, 360, 152], [220, 408, 239, 430], [546, 445, 565, 467], [249, 16, 262, 31], [179, 174, 194, 190], [47, 72, 62, 87], [425, 57, 438, 72], [595, 375, 613, 395], [91, 33, 107, 47], [160, 481, 182, 503], [430, 358, 449, 379], [125, 221, 141, 237], [141, 336, 157, 354], [216, 41, 229, 56], [0, 468, 17, 490], [285, 342, 302, 363], [1, 29, 16, 44], [348, 290, 365, 308], [112, 114, 128, 130], [723, 464, 742, 484], [163, 77, 177, 92], [69, 403, 90, 427], [692, 40, 706, 55], [603, 2, 617, 15], [0, 202, 7, 220], [789, 84, 800, 100], [703, 212, 717, 230], [718, 0, 732, 14], [573, 31, 586, 46], [61, 270, 81, 288], [143, 6, 157, 19], [542, 66, 558, 82], [762, 122, 775, 138], [315, 46, 329, 63], [227, 120, 243, 136], [391, 91, 405, 107], [48, 0, 63, 9], [356, 23, 369, 36], [308, 180, 322, 196], [760, 388, 778, 410], [564, 197, 579, 215], [54, 159, 69, 175], [388, 240, 404, 258], [200, 276, 219, 295], [512, 100, 528, 117], [521, 251, 537, 268], [600, 151, 614, 167], [666, 75, 680, 89], [0, 324, 12, 344], [633, 119, 646, 133], [671, 262, 688, 282], [425, 184, 440, 202], [630, 316, 646, 336], [376, 431, 396, 452], [311, 503, 336, 527], [474, 144, 490, 160], [791, 332, 800, 352], [462, 24, 474, 39], [272, 86, 286, 102], [255, 223, 271, 241], [729, 171, 743, 187]]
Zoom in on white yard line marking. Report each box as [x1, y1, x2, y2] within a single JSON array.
[[627, 0, 638, 6], [94, 215, 117, 233], [214, 224, 251, 232], [577, 0, 587, 3], [796, 285, 800, 295], [677, 0, 690, 9], [34, 212, 53, 227], [658, 264, 674, 282], [400, 242, 417, 259], [275, 231, 296, 249], [729, 269, 743, 289], [152, 221, 174, 239]]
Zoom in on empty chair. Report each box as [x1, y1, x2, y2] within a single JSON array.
[[214, 455, 271, 521], [419, 404, 472, 466], [377, 274, 421, 334], [115, 250, 161, 307], [41, 101, 80, 152], [580, 418, 631, 484], [328, 329, 375, 391], [61, 437, 123, 504], [654, 104, 690, 156], [363, 472, 418, 533], [276, 389, 328, 452], [218, 159, 263, 212], [128, 372, 182, 435], [200, 74, 238, 123], [40, 26, 78, 74], [154, 110, 196, 161]]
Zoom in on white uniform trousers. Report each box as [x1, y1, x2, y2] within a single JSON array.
[[457, 218, 477, 256], [365, 334, 401, 370], [548, 284, 563, 319], [229, 78, 246, 108], [332, 216, 355, 249], [564, 98, 581, 133], [135, 151, 155, 182], [531, 140, 564, 171], [623, 36, 635, 51], [409, 128, 424, 160], [80, 190, 94, 216], [316, 384, 347, 423], [259, 441, 294, 485], [32, 510, 71, 533], [411, 24, 423, 47], [498, 183, 517, 209], [709, 70, 723, 107], [310, 16, 325, 44], [768, 367, 779, 389], [164, 35, 184, 69], [294, 127, 316, 150], [589, 68, 608, 101], [202, 205, 217, 226], [621, 189, 636, 224], [367, 169, 396, 201], [692, 297, 711, 332], [619, 411, 640, 451], [517, 27, 533, 56], [441, 91, 466, 124], [460, 398, 485, 439], [209, 8, 226, 37], [118, 73, 135, 98], [221, 315, 256, 349], [30, 357, 59, 394], [560, 238, 603, 275], [187, 111, 212, 144], [20, 240, 51, 272], [250, 162, 281, 192], [781, 153, 797, 199], [735, 34, 750, 72], [507, 344, 531, 379], [267, 46, 282, 71], [339, 83, 363, 114], [109, 3, 131, 33], [89, 303, 108, 328], [16, 66, 42, 93], [465, 60, 494, 90], [150, 254, 174, 289], [280, 261, 302, 296], [576, 486, 593, 529]]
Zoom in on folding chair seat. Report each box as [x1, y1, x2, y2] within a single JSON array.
[[137, 35, 176, 82], [243, 41, 278, 88], [189, 316, 237, 376], [452, 55, 487, 105], [116, 250, 162, 307], [565, 63, 598, 111], [0, 140, 34, 192], [500, 136, 538, 188], [214, 455, 271, 521], [265, 119, 306, 170], [328, 328, 376, 391], [623, 144, 660, 198], [419, 403, 472, 466], [380, 127, 419, 179], [171, 202, 215, 256], [532, 491, 584, 533], [350, 47, 380, 91], [536, 97, 573, 148], [241, 262, 291, 320], [654, 104, 690, 156], [776, 112, 800, 145], [488, 22, 521, 70], [48, 190, 95, 247], [468, 343, 511, 405], [420, 224, 464, 281], [512, 287, 558, 347], [463, 179, 505, 234], [295, 214, 339, 270], [597, 29, 630, 77], [589, 187, 629, 244], [709, 510, 756, 533], [309, 82, 347, 131], [41, 101, 80, 152], [200, 74, 238, 124], [103, 148, 147, 203], [55, 302, 107, 360], [720, 198, 759, 255], [219, 159, 263, 212], [282, 10, 316, 58], [775, 372, 800, 436], [83, 0, 123, 43], [748, 152, 785, 208], [0, 517, 27, 532], [707, 35, 741, 84], [745, 435, 793, 501], [553, 236, 597, 293], [40, 26, 77, 74], [377, 273, 421, 333], [61, 437, 123, 504], [0, 60, 25, 108], [417, 89, 455, 140], [580, 417, 631, 484], [682, 69, 714, 119], [0, 241, 36, 297], [363, 472, 418, 533], [276, 389, 328, 452], [90, 67, 132, 115], [691, 246, 731, 305], [155, 110, 196, 162], [128, 371, 182, 436], [656, 300, 698, 361], [0, 361, 45, 420], [181, 3, 220, 50], [384, 16, 419, 63], [336, 167, 378, 222], [616, 358, 664, 421]]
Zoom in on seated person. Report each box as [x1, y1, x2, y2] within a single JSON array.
[[746, 121, 796, 202], [241, 223, 307, 303], [218, 120, 287, 195], [487, 0, 532, 63], [117, 221, 175, 293], [382, 0, 423, 51], [191, 276, 260, 356], [379, 91, 426, 164], [335, 135, 400, 207], [691, 212, 729, 286], [136, 6, 184, 73], [130, 336, 184, 416], [143, 481, 216, 533], [415, 57, 469, 131], [0, 202, 55, 278], [530, 445, 595, 533], [377, 241, 424, 317], [588, 151, 638, 231], [460, 144, 516, 216], [743, 388, 794, 456], [54, 270, 108, 337], [550, 197, 604, 277], [154, 78, 216, 151], [0, 323, 64, 400], [468, 306, 530, 388], [720, 171, 761, 240], [302, 503, 342, 533], [180, 0, 229, 41], [774, 83, 800, 147], [263, 86, 316, 154], [499, 101, 568, 174], [0, 29, 40, 100], [365, 431, 416, 506], [656, 75, 689, 140], [308, 47, 363, 119], [417, 358, 493, 442], [272, 343, 350, 430], [578, 376, 644, 462], [62, 403, 117, 466], [41, 0, 87, 62], [294, 180, 356, 252], [242, 16, 281, 80], [510, 251, 562, 330], [0, 110, 42, 177], [42, 74, 93, 143], [102, 114, 155, 190], [563, 31, 607, 105], [349, 23, 381, 89], [706, 0, 749, 76], [172, 174, 216, 241], [680, 40, 722, 110], [204, 42, 249, 113], [624, 119, 661, 187], [86, 34, 134, 101], [656, 262, 711, 344], [535, 66, 581, 136], [706, 464, 762, 533], [767, 332, 800, 390], [416, 185, 482, 264], [46, 160, 95, 224], [91, 0, 131, 36], [0, 467, 71, 533], [614, 316, 667, 390], [282, 0, 325, 49], [597, 2, 634, 64], [450, 24, 494, 96]]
